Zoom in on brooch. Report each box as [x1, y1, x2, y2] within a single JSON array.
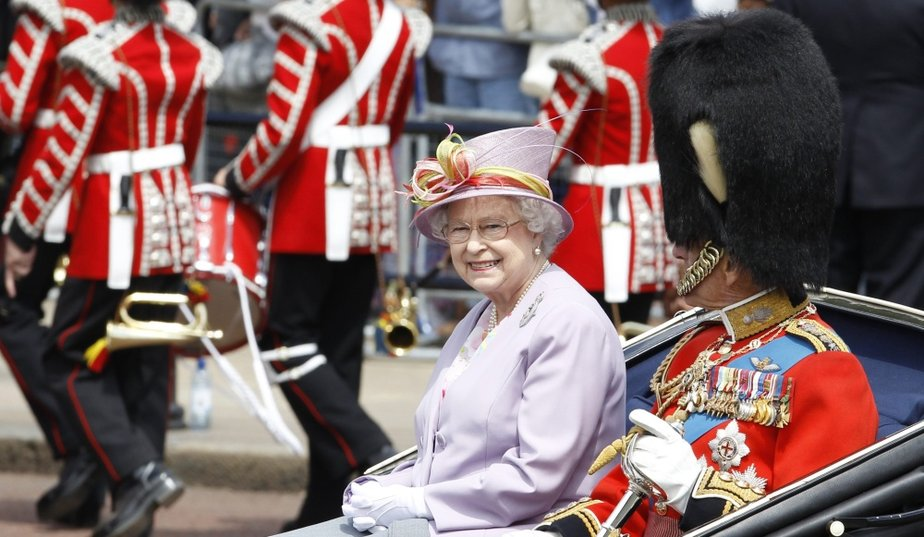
[[520, 292, 544, 327]]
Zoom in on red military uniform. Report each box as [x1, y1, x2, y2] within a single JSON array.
[[3, 7, 220, 287], [0, 0, 114, 240], [544, 289, 878, 537], [1, 0, 195, 230], [227, 0, 429, 257], [540, 4, 673, 303]]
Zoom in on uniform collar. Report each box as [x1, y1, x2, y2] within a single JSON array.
[[718, 288, 809, 342]]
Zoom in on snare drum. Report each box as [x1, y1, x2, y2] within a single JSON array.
[[177, 183, 266, 354]]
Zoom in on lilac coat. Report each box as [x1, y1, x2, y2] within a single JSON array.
[[373, 265, 626, 535]]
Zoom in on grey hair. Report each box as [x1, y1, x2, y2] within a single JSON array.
[[427, 197, 566, 256]]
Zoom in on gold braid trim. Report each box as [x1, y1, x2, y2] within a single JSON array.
[[677, 241, 724, 296], [692, 467, 766, 510], [543, 498, 604, 536], [785, 318, 849, 353]]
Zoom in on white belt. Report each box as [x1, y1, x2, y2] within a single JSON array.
[[309, 124, 391, 149], [34, 108, 56, 129], [570, 162, 661, 188], [89, 144, 185, 289], [260, 343, 319, 362], [86, 143, 186, 175]]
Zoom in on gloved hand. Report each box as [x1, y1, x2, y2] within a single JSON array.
[[342, 481, 431, 532], [503, 530, 561, 537], [627, 409, 702, 514]]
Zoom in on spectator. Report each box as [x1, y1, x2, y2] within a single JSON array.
[[428, 0, 536, 115], [773, 0, 924, 311], [501, 0, 590, 102]]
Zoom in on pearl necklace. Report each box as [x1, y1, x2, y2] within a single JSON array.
[[487, 260, 550, 332]]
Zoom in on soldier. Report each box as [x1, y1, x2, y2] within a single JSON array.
[[509, 9, 878, 537], [0, 0, 196, 529], [538, 0, 673, 330], [213, 0, 431, 529], [1, 0, 114, 526], [2, 0, 220, 535]]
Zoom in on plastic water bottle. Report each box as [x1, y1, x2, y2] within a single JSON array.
[[188, 358, 212, 430]]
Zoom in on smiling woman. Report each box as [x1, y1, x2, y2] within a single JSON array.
[[319, 126, 627, 536]]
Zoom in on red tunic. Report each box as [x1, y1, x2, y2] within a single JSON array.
[[227, 0, 431, 256], [0, 0, 198, 235], [540, 7, 673, 297], [544, 290, 878, 537], [3, 14, 222, 283], [0, 0, 114, 235]]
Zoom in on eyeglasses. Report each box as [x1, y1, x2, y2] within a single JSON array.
[[441, 219, 523, 244]]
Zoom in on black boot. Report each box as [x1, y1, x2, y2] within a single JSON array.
[[37, 450, 105, 524], [92, 461, 184, 537]]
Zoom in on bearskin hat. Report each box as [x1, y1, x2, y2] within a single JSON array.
[[648, 9, 841, 303]]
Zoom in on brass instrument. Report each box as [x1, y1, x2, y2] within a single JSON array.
[[379, 279, 419, 357], [106, 292, 223, 352]]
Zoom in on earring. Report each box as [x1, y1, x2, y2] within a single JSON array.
[[533, 246, 542, 257]]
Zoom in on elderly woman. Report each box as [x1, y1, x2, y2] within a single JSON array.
[[330, 126, 625, 536], [511, 10, 879, 537]]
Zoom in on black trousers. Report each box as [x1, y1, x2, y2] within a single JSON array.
[[44, 275, 181, 483], [0, 239, 83, 459], [262, 253, 391, 523], [828, 207, 924, 310]]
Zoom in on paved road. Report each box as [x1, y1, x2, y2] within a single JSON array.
[[0, 472, 301, 537]]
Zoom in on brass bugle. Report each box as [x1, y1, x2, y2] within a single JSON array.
[[380, 280, 419, 357], [106, 292, 223, 352]]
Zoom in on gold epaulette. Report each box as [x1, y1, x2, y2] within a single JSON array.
[[786, 318, 849, 353], [543, 498, 604, 536], [691, 467, 766, 513]]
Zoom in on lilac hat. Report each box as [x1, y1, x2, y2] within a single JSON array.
[[404, 126, 574, 243]]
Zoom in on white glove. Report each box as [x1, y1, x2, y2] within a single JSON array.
[[342, 481, 431, 532], [628, 409, 702, 514], [503, 531, 561, 537]]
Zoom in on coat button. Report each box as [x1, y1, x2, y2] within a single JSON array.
[[434, 432, 447, 450]]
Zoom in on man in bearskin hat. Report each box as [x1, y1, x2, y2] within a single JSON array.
[[506, 9, 878, 537]]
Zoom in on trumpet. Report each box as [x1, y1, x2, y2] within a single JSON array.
[[379, 279, 419, 357], [106, 292, 223, 352]]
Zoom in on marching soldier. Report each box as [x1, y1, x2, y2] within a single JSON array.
[[2, 0, 220, 535], [512, 10, 878, 537], [1, 0, 114, 526], [539, 0, 673, 329], [0, 0, 197, 529], [214, 0, 431, 529]]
